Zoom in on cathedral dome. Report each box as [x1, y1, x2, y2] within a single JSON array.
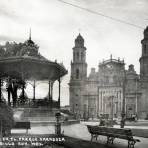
[[76, 33, 84, 40], [75, 33, 84, 47]]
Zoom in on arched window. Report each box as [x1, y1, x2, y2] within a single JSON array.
[[77, 52, 79, 60], [76, 69, 79, 79], [73, 52, 75, 61], [81, 52, 83, 61]]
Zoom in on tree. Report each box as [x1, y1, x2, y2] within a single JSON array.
[[0, 39, 39, 58], [0, 45, 5, 57], [0, 102, 14, 136], [6, 77, 26, 107], [18, 91, 28, 106]]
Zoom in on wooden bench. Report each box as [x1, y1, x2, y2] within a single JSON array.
[[13, 122, 31, 134], [87, 125, 140, 148]]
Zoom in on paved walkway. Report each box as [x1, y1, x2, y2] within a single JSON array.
[[62, 123, 148, 148], [11, 122, 148, 148], [63, 136, 115, 148]]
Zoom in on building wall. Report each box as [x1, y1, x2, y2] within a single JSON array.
[[69, 34, 87, 119], [139, 26, 148, 119], [98, 86, 123, 118], [69, 27, 148, 119], [138, 88, 148, 119]]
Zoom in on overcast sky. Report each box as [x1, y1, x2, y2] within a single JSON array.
[[0, 0, 148, 106]]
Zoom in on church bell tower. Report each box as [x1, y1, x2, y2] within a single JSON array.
[[139, 26, 148, 118], [140, 26, 148, 82], [69, 34, 87, 117]]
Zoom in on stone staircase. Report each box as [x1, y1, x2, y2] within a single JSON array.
[[14, 108, 58, 122]]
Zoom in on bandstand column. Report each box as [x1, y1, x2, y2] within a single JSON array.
[[6, 79, 11, 106], [22, 82, 25, 102], [58, 77, 61, 108], [8, 89, 11, 106], [48, 80, 53, 108], [33, 80, 36, 101], [0, 78, 2, 103], [33, 80, 35, 100], [51, 82, 53, 101], [48, 81, 51, 100]]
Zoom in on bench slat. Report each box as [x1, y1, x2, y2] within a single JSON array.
[[13, 122, 31, 129], [87, 125, 140, 147]]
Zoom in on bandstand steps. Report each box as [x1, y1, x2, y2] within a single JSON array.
[[20, 108, 57, 121], [23, 116, 56, 121]]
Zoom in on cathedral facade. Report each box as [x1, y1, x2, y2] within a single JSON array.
[[69, 26, 148, 119]]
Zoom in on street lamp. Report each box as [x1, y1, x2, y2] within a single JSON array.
[[0, 120, 2, 141], [110, 96, 114, 126], [108, 95, 115, 126], [55, 112, 61, 135], [120, 69, 126, 128]]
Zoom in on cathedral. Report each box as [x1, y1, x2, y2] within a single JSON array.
[[69, 26, 148, 120]]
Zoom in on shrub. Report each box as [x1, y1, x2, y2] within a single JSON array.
[[0, 102, 14, 136]]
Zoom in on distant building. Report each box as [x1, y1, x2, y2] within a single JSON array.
[[69, 26, 148, 119], [139, 26, 148, 119], [69, 34, 87, 119]]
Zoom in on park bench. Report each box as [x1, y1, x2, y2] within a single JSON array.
[[13, 121, 31, 134], [87, 125, 140, 148]]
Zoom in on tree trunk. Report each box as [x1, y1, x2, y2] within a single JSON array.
[[10, 83, 18, 107]]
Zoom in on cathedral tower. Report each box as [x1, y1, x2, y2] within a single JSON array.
[[69, 34, 87, 117], [139, 26, 148, 118], [71, 33, 87, 80], [140, 26, 148, 82]]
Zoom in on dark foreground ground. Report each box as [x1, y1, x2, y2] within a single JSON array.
[[58, 136, 116, 148], [132, 128, 148, 138], [8, 121, 148, 148], [1, 134, 116, 148], [2, 132, 147, 148]]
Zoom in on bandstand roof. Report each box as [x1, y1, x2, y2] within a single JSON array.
[[0, 56, 67, 81], [0, 37, 67, 81]]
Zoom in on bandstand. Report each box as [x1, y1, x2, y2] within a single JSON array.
[[0, 35, 68, 110]]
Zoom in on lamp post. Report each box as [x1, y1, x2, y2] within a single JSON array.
[[55, 112, 61, 135], [135, 77, 138, 116], [0, 120, 2, 141], [120, 69, 126, 128], [110, 96, 114, 126]]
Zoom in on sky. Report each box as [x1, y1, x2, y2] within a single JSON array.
[[0, 0, 148, 106]]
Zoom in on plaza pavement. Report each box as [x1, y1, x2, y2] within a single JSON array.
[[11, 121, 148, 148], [62, 122, 148, 148]]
